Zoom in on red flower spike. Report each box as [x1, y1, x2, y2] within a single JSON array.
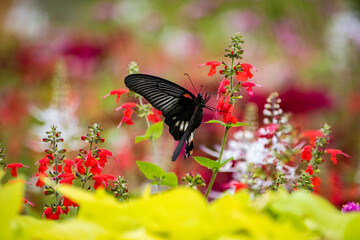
[[6, 163, 30, 178], [305, 165, 314, 175], [35, 172, 47, 188], [199, 61, 222, 76], [98, 149, 113, 168], [301, 145, 312, 162], [240, 82, 262, 96], [325, 149, 350, 165], [236, 63, 257, 82], [115, 102, 137, 128], [58, 173, 75, 185], [103, 89, 129, 105]]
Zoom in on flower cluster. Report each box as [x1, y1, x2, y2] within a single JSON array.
[[34, 124, 127, 220], [342, 202, 360, 213], [200, 33, 259, 125]]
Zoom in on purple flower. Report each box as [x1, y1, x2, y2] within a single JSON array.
[[342, 202, 360, 213]]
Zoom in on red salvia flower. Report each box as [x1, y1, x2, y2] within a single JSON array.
[[325, 149, 350, 165], [217, 79, 230, 95], [98, 149, 112, 168], [43, 206, 63, 220], [35, 172, 47, 187], [84, 151, 96, 167], [58, 173, 75, 185], [199, 61, 222, 76], [63, 196, 78, 208], [311, 176, 321, 193], [75, 159, 86, 175], [6, 163, 30, 177], [35, 156, 51, 173], [305, 165, 314, 175], [240, 82, 262, 96], [231, 180, 247, 191], [90, 161, 102, 175], [23, 198, 35, 206], [236, 63, 256, 81], [53, 165, 62, 172], [63, 159, 75, 173], [115, 102, 137, 127], [103, 89, 129, 105], [302, 130, 323, 146], [147, 108, 162, 123], [93, 174, 115, 189], [300, 145, 312, 162]]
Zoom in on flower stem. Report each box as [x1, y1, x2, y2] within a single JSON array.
[[205, 126, 230, 199]]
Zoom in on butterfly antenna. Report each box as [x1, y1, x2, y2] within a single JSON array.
[[184, 73, 198, 94]]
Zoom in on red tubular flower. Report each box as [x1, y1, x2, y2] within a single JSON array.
[[302, 130, 323, 146], [325, 149, 350, 165], [217, 79, 230, 95], [23, 198, 35, 206], [115, 102, 137, 127], [300, 145, 312, 162], [90, 161, 102, 175], [35, 156, 51, 173], [147, 108, 162, 123], [231, 181, 247, 191], [84, 151, 96, 167], [98, 149, 112, 168], [311, 176, 321, 193], [216, 95, 237, 124], [305, 165, 314, 175], [240, 82, 262, 96], [53, 165, 62, 172], [58, 173, 75, 185], [63, 159, 75, 173], [43, 206, 63, 220], [199, 61, 222, 76], [93, 174, 115, 189], [75, 159, 86, 175], [35, 172, 47, 187], [63, 196, 78, 208], [103, 89, 129, 105], [6, 163, 30, 178], [236, 63, 256, 81]]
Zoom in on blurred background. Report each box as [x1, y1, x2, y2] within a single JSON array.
[[0, 0, 360, 210]]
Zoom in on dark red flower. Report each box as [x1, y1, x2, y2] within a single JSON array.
[[199, 61, 222, 76], [93, 174, 115, 189], [58, 173, 75, 185], [147, 108, 162, 123], [98, 149, 112, 168], [103, 89, 129, 105], [6, 163, 30, 178], [236, 63, 256, 81], [325, 149, 350, 165], [300, 145, 312, 162]]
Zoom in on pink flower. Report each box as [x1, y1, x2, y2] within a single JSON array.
[[6, 163, 30, 178], [325, 149, 350, 165], [236, 63, 256, 81], [240, 82, 262, 96], [103, 89, 129, 104], [257, 123, 279, 139], [199, 61, 222, 76]]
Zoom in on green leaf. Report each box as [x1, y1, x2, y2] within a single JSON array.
[[135, 121, 164, 143], [136, 161, 165, 180], [220, 157, 234, 166], [227, 121, 250, 127], [160, 172, 178, 187], [193, 156, 221, 171], [205, 120, 226, 127], [135, 135, 149, 144], [146, 121, 163, 140]]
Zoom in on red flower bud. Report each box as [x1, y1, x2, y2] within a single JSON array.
[[97, 133, 100, 137], [101, 138, 105, 143], [219, 70, 223, 74], [81, 136, 86, 140], [231, 51, 234, 55], [55, 133, 59, 137]]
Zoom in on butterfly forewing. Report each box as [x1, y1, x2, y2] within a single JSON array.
[[124, 73, 206, 161]]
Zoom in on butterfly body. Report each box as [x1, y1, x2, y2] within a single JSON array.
[[124, 74, 209, 161]]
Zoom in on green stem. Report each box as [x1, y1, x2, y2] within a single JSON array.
[[205, 127, 230, 199]]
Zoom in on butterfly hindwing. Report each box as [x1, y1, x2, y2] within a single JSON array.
[[124, 73, 206, 161]]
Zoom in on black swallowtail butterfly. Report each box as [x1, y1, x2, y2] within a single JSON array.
[[125, 74, 211, 161]]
